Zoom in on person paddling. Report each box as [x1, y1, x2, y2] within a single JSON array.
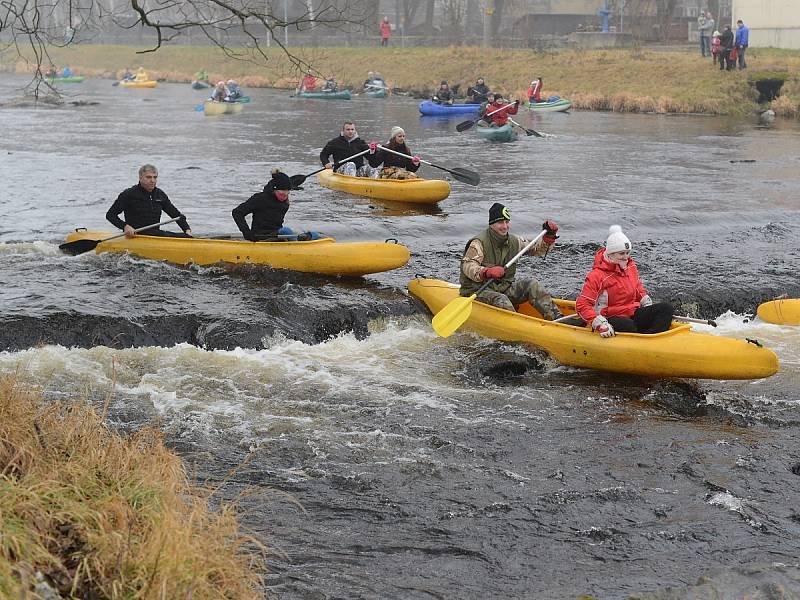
[[481, 94, 519, 128], [320, 121, 378, 178], [368, 126, 421, 180], [232, 169, 308, 242], [460, 203, 561, 319], [467, 77, 490, 104], [527, 78, 543, 104], [576, 225, 674, 337], [106, 164, 192, 238], [432, 80, 454, 105]]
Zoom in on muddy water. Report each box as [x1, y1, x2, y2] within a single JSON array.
[[1, 75, 799, 599]]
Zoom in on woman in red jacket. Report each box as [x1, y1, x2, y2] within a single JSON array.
[[483, 94, 519, 127], [576, 225, 674, 337]]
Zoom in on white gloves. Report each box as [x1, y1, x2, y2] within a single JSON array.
[[592, 315, 615, 338], [640, 295, 653, 307]]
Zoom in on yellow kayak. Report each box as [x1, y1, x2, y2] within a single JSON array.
[[204, 100, 244, 116], [408, 278, 779, 380], [317, 169, 450, 205], [757, 299, 800, 325], [119, 79, 158, 88], [64, 230, 410, 277]]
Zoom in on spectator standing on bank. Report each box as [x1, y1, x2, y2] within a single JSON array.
[[735, 19, 749, 69], [380, 17, 392, 47], [698, 12, 713, 57], [705, 12, 715, 49], [719, 25, 734, 71]]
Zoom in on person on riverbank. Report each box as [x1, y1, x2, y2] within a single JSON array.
[[320, 121, 378, 178], [704, 12, 716, 53], [698, 12, 712, 57], [467, 78, 490, 104], [232, 169, 302, 242], [576, 225, 674, 337], [368, 126, 420, 180], [527, 78, 543, 104], [735, 19, 749, 69], [432, 81, 454, 105], [719, 26, 735, 71], [106, 164, 192, 238], [460, 203, 561, 318], [482, 94, 519, 127], [711, 31, 721, 65], [380, 16, 391, 47]]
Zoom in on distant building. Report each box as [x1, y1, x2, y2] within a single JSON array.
[[731, 0, 800, 48]]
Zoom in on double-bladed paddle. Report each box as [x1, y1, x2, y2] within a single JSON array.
[[432, 229, 548, 337], [674, 315, 718, 327], [289, 148, 372, 188], [508, 117, 543, 138], [59, 217, 183, 256], [456, 102, 516, 133], [376, 145, 480, 186]]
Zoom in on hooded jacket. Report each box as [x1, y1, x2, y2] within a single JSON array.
[[231, 185, 290, 241], [576, 248, 648, 322]]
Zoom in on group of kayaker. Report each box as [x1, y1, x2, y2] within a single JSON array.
[[107, 162, 672, 338], [298, 71, 339, 94], [320, 121, 421, 180], [209, 80, 244, 102], [460, 203, 674, 337]]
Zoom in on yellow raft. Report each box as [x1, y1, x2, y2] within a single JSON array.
[[317, 169, 450, 205], [64, 230, 410, 277], [204, 100, 244, 116], [408, 278, 779, 380], [119, 79, 158, 88], [757, 299, 800, 325]]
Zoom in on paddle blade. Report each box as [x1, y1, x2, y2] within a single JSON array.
[[58, 238, 99, 256], [449, 168, 480, 186], [456, 119, 477, 133], [289, 174, 307, 188], [432, 294, 477, 338]]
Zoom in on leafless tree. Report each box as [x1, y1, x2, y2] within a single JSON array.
[[0, 0, 369, 92]]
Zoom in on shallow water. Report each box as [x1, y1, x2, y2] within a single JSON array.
[[1, 74, 800, 599]]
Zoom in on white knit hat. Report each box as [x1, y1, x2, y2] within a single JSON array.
[[605, 225, 632, 253], [390, 126, 405, 138]]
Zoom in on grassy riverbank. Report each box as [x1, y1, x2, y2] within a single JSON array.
[[2, 44, 800, 117], [0, 376, 264, 598]]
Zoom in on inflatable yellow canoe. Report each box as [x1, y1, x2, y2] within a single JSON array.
[[317, 169, 450, 205], [757, 299, 800, 325]]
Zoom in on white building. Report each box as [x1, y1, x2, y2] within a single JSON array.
[[731, 0, 800, 48]]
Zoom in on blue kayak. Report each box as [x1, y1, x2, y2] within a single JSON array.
[[419, 101, 480, 116]]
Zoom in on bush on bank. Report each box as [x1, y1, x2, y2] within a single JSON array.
[[1, 45, 799, 117], [0, 376, 264, 599]]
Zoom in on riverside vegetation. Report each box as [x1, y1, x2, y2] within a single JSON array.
[[0, 376, 264, 598], [2, 45, 799, 118]]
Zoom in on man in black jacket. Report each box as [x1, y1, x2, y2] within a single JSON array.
[[319, 121, 377, 177], [106, 164, 191, 237]]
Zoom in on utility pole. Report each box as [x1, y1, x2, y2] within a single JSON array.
[[284, 0, 289, 46], [482, 0, 494, 47]]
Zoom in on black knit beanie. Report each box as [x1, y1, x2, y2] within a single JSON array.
[[489, 202, 510, 224]]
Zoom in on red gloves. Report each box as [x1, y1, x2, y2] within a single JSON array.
[[542, 220, 559, 245], [482, 266, 505, 280], [411, 156, 421, 166], [368, 141, 378, 153]]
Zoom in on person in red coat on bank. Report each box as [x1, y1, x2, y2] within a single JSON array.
[[380, 16, 392, 46], [576, 225, 674, 338]]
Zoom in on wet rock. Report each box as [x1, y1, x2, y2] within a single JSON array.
[[759, 109, 776, 124], [642, 380, 707, 418]]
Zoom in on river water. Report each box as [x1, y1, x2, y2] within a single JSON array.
[[1, 75, 799, 599]]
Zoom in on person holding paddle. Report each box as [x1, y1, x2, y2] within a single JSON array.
[[432, 81, 454, 105], [106, 164, 192, 238], [576, 225, 674, 338], [320, 121, 378, 178], [460, 203, 561, 318], [232, 169, 303, 242], [368, 126, 421, 180], [467, 77, 490, 104], [481, 94, 519, 127]]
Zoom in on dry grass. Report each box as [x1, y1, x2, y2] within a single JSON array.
[[0, 375, 265, 599], [2, 44, 800, 117]]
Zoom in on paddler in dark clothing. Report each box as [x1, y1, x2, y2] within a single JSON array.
[[232, 169, 297, 241], [106, 164, 192, 238], [432, 80, 454, 105], [319, 121, 378, 178], [467, 77, 490, 103], [460, 203, 561, 319]]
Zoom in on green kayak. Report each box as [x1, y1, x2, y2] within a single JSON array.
[[46, 76, 85, 84], [365, 88, 388, 98], [475, 123, 518, 143], [296, 90, 352, 100]]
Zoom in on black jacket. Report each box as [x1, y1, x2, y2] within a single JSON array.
[[368, 143, 420, 172], [106, 184, 189, 232], [720, 29, 734, 49], [467, 83, 490, 103], [232, 187, 290, 241], [319, 135, 369, 168], [432, 88, 454, 103]]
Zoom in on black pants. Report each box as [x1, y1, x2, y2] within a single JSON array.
[[146, 229, 192, 238], [607, 302, 674, 334]]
